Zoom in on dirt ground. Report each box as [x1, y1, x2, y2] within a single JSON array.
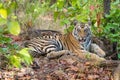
[[0, 54, 116, 80]]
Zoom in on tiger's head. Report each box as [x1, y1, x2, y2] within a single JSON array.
[[72, 20, 92, 50]]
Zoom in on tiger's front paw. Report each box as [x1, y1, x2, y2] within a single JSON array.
[[46, 50, 72, 59], [90, 43, 106, 57]]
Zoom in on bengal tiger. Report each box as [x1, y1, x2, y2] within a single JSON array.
[[23, 20, 106, 61]]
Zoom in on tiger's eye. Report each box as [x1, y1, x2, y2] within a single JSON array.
[[84, 29, 87, 32], [77, 29, 80, 32]]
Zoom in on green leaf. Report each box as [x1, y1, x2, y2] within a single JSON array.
[[112, 0, 120, 5], [7, 21, 20, 36], [0, 3, 3, 8], [0, 47, 9, 53], [9, 55, 21, 68], [19, 48, 32, 65], [0, 18, 7, 25], [64, 26, 74, 33], [7, 2, 17, 15], [57, 0, 64, 9], [118, 53, 120, 59], [0, 36, 12, 44], [60, 19, 70, 25], [13, 44, 19, 49], [54, 11, 59, 21]]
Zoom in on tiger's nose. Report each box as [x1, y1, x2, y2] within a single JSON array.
[[79, 38, 86, 42], [83, 38, 86, 41]]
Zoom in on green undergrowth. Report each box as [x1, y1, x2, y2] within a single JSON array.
[[0, 0, 32, 68]]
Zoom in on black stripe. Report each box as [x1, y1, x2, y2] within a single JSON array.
[[56, 40, 63, 50], [44, 45, 57, 53], [28, 42, 45, 54]]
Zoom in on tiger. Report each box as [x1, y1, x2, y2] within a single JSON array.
[[23, 20, 106, 61]]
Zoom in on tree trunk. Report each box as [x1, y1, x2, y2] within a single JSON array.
[[103, 0, 117, 58], [103, 0, 111, 16]]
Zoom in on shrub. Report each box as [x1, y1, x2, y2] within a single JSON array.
[[0, 0, 32, 68]]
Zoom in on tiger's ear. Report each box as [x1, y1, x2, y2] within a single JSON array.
[[71, 20, 78, 26]]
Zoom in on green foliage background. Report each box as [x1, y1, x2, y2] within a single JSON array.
[[51, 0, 120, 58]]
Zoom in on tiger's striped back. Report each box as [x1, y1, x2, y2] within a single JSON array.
[[20, 29, 62, 40]]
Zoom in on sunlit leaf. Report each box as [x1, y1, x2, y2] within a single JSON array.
[[19, 48, 32, 65], [11, 15, 17, 19], [0, 3, 3, 8], [94, 22, 97, 27], [8, 21, 20, 36], [71, 0, 77, 7], [19, 48, 31, 58], [0, 9, 7, 19], [57, 0, 64, 9], [9, 55, 21, 68]]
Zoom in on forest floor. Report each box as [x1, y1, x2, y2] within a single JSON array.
[[0, 14, 119, 80], [0, 54, 115, 80]]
